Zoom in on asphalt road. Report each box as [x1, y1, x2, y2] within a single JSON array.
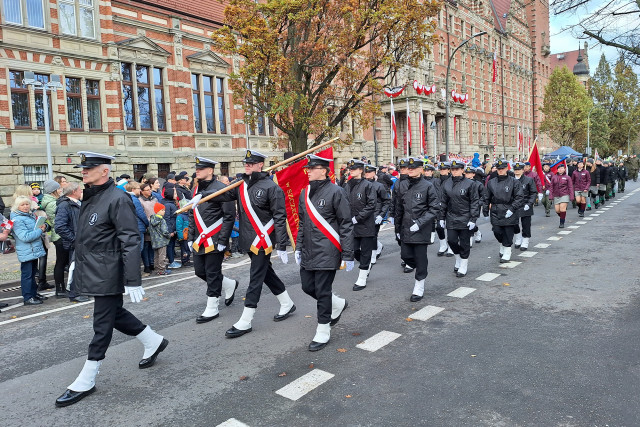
[[1, 182, 639, 427]]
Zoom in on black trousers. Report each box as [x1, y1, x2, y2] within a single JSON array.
[[244, 251, 286, 308], [354, 236, 376, 269], [193, 251, 224, 297], [447, 228, 472, 259], [300, 268, 336, 324], [514, 216, 532, 238], [400, 243, 429, 281], [436, 224, 446, 240], [492, 225, 515, 247], [88, 295, 146, 361], [37, 245, 48, 286], [53, 240, 70, 288]]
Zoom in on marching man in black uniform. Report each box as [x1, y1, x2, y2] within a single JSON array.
[[391, 159, 413, 273], [343, 159, 377, 291], [210, 150, 295, 338], [188, 157, 239, 324], [56, 152, 168, 407], [395, 157, 439, 301], [364, 165, 391, 266], [512, 161, 537, 251], [296, 154, 354, 351], [483, 159, 525, 263], [433, 162, 454, 257], [464, 165, 485, 248], [439, 160, 480, 277]]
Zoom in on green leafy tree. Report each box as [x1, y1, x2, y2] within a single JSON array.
[[586, 106, 611, 155], [540, 66, 591, 148], [213, 0, 441, 153]]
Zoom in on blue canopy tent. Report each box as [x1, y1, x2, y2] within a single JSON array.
[[544, 146, 583, 159]]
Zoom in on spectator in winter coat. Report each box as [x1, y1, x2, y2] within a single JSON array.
[[38, 179, 62, 291], [124, 181, 149, 249], [30, 183, 43, 205], [149, 203, 171, 276], [161, 184, 179, 268], [175, 211, 191, 266], [54, 182, 88, 302], [138, 183, 158, 273], [11, 196, 47, 305]]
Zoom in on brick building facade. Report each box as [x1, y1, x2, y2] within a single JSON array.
[[0, 0, 554, 199]]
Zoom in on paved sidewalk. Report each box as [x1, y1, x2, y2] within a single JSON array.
[[0, 247, 57, 285]]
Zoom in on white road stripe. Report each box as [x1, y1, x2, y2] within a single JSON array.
[[447, 287, 476, 298], [568, 226, 580, 229], [499, 261, 521, 268], [590, 214, 600, 216], [518, 251, 538, 258], [558, 230, 572, 235], [583, 217, 594, 221], [275, 369, 334, 401], [475, 272, 501, 281], [217, 419, 250, 427], [576, 221, 587, 224], [356, 330, 402, 352], [547, 236, 562, 241], [409, 305, 445, 321], [534, 243, 550, 249]]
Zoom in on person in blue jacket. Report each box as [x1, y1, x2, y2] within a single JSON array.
[[124, 181, 149, 251], [11, 196, 47, 305]]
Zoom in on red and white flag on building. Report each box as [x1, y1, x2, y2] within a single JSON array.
[[492, 51, 497, 83], [518, 126, 523, 158], [384, 86, 405, 150]]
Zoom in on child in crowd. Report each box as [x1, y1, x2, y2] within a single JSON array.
[[11, 196, 47, 305], [230, 215, 240, 257], [176, 210, 191, 267], [149, 203, 171, 276]]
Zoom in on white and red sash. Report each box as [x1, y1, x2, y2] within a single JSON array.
[[304, 186, 341, 252], [191, 206, 223, 253], [240, 182, 274, 255]]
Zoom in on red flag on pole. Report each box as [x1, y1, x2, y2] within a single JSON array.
[[274, 147, 335, 247], [390, 99, 397, 149], [526, 139, 545, 187], [419, 101, 425, 154], [406, 98, 411, 155], [492, 51, 497, 83]]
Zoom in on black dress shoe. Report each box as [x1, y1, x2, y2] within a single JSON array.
[[0, 302, 8, 308], [559, 223, 565, 228], [456, 271, 466, 278], [401, 261, 406, 267], [330, 300, 348, 326], [225, 326, 252, 338], [308, 340, 329, 352], [410, 294, 423, 302], [139, 338, 169, 369], [352, 284, 366, 291], [55, 387, 96, 407], [24, 297, 43, 306], [445, 252, 454, 257], [69, 296, 90, 303], [36, 293, 49, 301], [500, 258, 510, 263], [273, 304, 296, 322], [38, 282, 55, 291], [586, 206, 591, 210], [403, 266, 414, 273], [225, 280, 239, 306], [437, 251, 445, 257], [196, 313, 219, 324], [56, 292, 69, 299]]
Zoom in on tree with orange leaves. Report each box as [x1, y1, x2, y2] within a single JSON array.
[[213, 0, 441, 153]]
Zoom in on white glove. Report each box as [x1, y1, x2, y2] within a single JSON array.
[[396, 233, 401, 240], [467, 221, 475, 230], [523, 204, 530, 211], [188, 241, 193, 252], [217, 244, 226, 252], [538, 193, 543, 201], [124, 286, 145, 303], [277, 250, 288, 264], [409, 223, 419, 232], [545, 190, 550, 195], [66, 261, 75, 292], [295, 250, 301, 265], [389, 217, 394, 225], [439, 220, 445, 228], [375, 215, 383, 225], [189, 194, 202, 210], [505, 210, 513, 218], [345, 260, 354, 272], [352, 216, 358, 224]]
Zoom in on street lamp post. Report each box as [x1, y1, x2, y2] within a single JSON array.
[[587, 105, 596, 156], [445, 31, 486, 160], [627, 123, 640, 155], [23, 71, 62, 180]]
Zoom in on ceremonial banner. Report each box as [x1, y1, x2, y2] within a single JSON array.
[[527, 139, 546, 187], [275, 147, 335, 248], [550, 156, 568, 174]]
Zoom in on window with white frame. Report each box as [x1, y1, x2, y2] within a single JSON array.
[[58, 0, 96, 39], [2, 0, 45, 28]]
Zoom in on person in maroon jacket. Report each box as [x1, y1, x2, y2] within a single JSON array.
[[549, 163, 574, 228], [571, 160, 591, 217]]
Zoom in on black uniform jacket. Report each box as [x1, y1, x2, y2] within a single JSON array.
[[368, 178, 391, 219], [439, 176, 480, 229], [483, 175, 525, 227], [390, 174, 409, 220], [396, 177, 439, 244], [74, 179, 141, 296], [211, 172, 289, 252], [343, 178, 376, 238], [296, 178, 354, 270], [188, 178, 235, 254], [471, 177, 486, 216], [516, 175, 537, 217]]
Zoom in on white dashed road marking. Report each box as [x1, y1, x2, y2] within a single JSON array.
[[518, 251, 538, 258], [568, 226, 580, 229], [476, 272, 501, 281], [499, 261, 522, 268], [558, 230, 572, 235], [447, 287, 476, 298], [534, 243, 550, 249], [356, 331, 402, 352], [590, 214, 600, 216], [409, 305, 445, 321], [583, 217, 594, 221], [217, 419, 250, 427], [547, 236, 562, 241], [576, 221, 587, 224], [275, 369, 335, 401]]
